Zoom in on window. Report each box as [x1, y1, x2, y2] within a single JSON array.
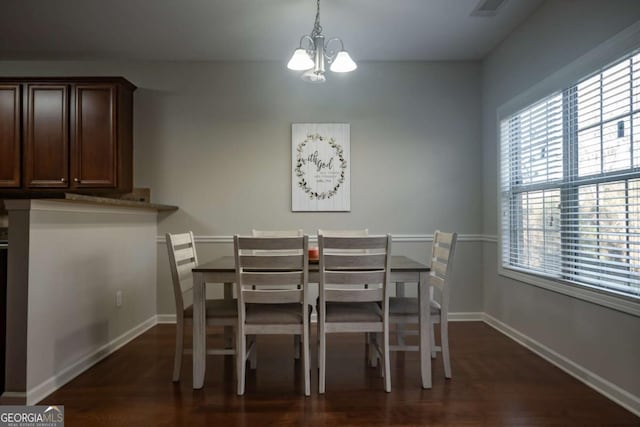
[[500, 49, 640, 300]]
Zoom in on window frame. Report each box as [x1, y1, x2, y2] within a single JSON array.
[[497, 22, 640, 317]]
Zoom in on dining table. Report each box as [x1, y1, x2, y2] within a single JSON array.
[[191, 255, 432, 390]]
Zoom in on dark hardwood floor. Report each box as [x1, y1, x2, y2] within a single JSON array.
[[40, 322, 638, 426]]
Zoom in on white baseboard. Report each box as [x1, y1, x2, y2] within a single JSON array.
[[483, 313, 640, 417], [156, 314, 177, 324], [448, 312, 484, 321], [26, 316, 158, 406]]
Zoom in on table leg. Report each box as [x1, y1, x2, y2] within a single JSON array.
[[419, 271, 432, 389], [193, 272, 206, 389], [224, 282, 233, 348], [395, 282, 405, 346]]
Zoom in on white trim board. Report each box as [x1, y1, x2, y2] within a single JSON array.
[[25, 316, 157, 406], [483, 313, 640, 417], [156, 234, 497, 244]]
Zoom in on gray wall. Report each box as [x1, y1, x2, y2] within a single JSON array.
[[0, 60, 485, 316], [482, 0, 640, 401]]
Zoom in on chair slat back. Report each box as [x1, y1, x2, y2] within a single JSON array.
[[320, 236, 388, 251], [319, 234, 391, 303], [238, 237, 305, 251], [324, 288, 384, 303], [240, 271, 306, 287], [252, 229, 304, 237], [317, 229, 368, 237], [323, 253, 387, 269], [238, 255, 304, 270], [252, 229, 304, 255], [243, 289, 303, 304], [234, 235, 309, 306], [429, 231, 458, 309], [166, 232, 198, 313], [317, 229, 368, 255], [324, 270, 387, 285]]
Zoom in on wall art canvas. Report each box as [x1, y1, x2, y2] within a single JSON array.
[[292, 123, 350, 211]]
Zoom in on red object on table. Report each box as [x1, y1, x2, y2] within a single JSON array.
[[308, 247, 319, 260]]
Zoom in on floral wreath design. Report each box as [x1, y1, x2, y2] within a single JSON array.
[[295, 133, 347, 200]]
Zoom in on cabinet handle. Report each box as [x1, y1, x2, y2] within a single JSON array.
[[60, 178, 66, 183], [74, 178, 80, 183]]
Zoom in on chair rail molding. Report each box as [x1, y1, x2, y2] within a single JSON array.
[[156, 234, 497, 244]]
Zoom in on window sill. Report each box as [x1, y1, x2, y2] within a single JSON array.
[[498, 266, 640, 318]]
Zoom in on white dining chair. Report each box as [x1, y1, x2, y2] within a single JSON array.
[[251, 229, 305, 361], [389, 230, 458, 379], [234, 234, 311, 396], [317, 229, 377, 365], [317, 234, 392, 393], [165, 231, 237, 382]]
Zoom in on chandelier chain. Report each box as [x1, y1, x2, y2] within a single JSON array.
[[311, 0, 323, 38]]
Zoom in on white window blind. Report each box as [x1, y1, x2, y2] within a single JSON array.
[[500, 49, 640, 299]]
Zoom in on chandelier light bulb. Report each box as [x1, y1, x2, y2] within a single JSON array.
[[330, 51, 357, 73], [287, 48, 314, 71]]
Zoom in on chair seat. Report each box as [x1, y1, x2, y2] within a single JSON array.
[[246, 303, 308, 324], [184, 299, 237, 319], [389, 297, 439, 316], [325, 301, 382, 322]]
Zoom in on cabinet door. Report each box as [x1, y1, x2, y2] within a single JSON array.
[[24, 84, 69, 188], [0, 85, 21, 188], [72, 84, 117, 188]]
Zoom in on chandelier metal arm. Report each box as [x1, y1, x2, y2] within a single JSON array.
[[324, 37, 345, 63], [299, 35, 315, 54]]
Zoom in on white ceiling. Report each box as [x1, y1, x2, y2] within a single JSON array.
[[0, 0, 544, 62]]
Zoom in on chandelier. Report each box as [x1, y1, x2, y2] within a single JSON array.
[[287, 0, 357, 83]]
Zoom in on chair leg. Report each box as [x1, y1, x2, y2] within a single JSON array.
[[249, 335, 257, 370], [294, 335, 301, 360], [237, 329, 246, 395], [172, 318, 184, 382], [378, 333, 384, 375], [303, 323, 310, 396], [430, 322, 437, 359], [383, 326, 391, 393], [397, 326, 406, 347], [319, 322, 326, 394], [368, 333, 377, 368], [395, 282, 406, 347], [441, 320, 451, 379]]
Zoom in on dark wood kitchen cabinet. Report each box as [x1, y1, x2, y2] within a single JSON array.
[[0, 84, 21, 188], [24, 83, 70, 188], [0, 77, 136, 196]]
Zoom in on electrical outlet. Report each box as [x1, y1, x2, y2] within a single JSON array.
[[116, 290, 123, 308]]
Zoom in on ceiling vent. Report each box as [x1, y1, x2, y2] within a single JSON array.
[[471, 0, 508, 16]]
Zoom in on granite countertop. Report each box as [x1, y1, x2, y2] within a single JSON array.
[[64, 193, 178, 211]]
